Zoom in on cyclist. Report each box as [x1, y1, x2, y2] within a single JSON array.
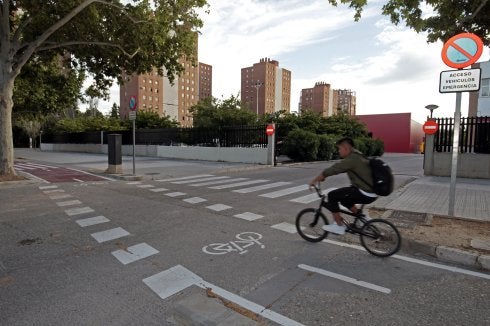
[[309, 137, 377, 235]]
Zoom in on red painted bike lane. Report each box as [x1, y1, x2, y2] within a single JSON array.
[[14, 161, 110, 183]]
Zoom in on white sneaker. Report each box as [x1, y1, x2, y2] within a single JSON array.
[[322, 224, 346, 235]]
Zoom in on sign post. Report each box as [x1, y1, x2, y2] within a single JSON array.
[[440, 32, 483, 216], [129, 96, 138, 176]]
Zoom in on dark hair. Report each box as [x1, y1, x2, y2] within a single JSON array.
[[336, 137, 354, 147]]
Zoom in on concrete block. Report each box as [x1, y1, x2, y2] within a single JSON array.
[[470, 239, 490, 252], [435, 246, 479, 266], [403, 239, 437, 257], [477, 255, 490, 271]]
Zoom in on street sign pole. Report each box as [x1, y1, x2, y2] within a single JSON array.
[[128, 95, 138, 176], [448, 92, 462, 216], [132, 118, 136, 176]]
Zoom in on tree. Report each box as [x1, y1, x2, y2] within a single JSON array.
[[191, 95, 257, 128], [109, 102, 119, 119], [328, 0, 490, 45], [132, 111, 179, 129], [16, 118, 42, 148], [0, 0, 207, 177]]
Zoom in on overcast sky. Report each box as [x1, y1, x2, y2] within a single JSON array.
[[98, 0, 489, 123]]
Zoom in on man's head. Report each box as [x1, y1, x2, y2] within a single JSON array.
[[336, 137, 354, 158]]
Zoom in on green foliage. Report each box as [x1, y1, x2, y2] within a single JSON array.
[[354, 137, 385, 156], [328, 0, 490, 45], [109, 103, 120, 119], [191, 95, 257, 128], [52, 116, 126, 133], [282, 129, 320, 162], [132, 111, 179, 129], [317, 134, 337, 161], [319, 113, 369, 138]]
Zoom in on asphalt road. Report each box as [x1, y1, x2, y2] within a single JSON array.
[[1, 154, 489, 325]]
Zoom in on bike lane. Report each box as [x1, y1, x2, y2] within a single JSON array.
[[14, 161, 111, 183]]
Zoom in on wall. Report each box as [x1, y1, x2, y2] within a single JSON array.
[[410, 120, 424, 153], [40, 143, 269, 165]]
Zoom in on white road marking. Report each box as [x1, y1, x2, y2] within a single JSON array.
[[126, 181, 142, 185], [233, 182, 292, 194], [56, 200, 82, 207], [143, 265, 304, 326], [14, 163, 37, 170], [298, 264, 391, 294], [76, 216, 110, 227], [137, 184, 155, 188], [73, 178, 85, 183], [39, 185, 57, 190], [69, 167, 114, 181], [91, 227, 130, 243], [234, 212, 263, 221], [111, 243, 159, 265], [206, 204, 232, 212], [271, 222, 298, 234], [290, 193, 320, 204], [209, 179, 269, 190], [65, 207, 95, 216], [49, 194, 72, 200], [172, 176, 230, 185], [183, 197, 207, 204], [165, 192, 186, 197], [189, 177, 249, 187], [150, 188, 168, 192], [260, 185, 309, 198], [155, 174, 214, 182], [21, 162, 54, 169], [43, 189, 65, 194]]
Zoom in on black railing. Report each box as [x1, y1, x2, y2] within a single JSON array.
[[42, 125, 268, 148], [434, 116, 490, 153]]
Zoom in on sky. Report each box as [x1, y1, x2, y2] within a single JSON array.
[[96, 0, 489, 123]]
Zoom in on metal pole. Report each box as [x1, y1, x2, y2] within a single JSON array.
[[132, 119, 136, 176], [256, 86, 259, 117], [448, 92, 462, 216]]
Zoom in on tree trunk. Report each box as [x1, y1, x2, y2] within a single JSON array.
[[0, 75, 16, 176]]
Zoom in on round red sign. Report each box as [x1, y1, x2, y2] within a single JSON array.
[[266, 124, 275, 136], [441, 33, 484, 69], [423, 121, 439, 135]]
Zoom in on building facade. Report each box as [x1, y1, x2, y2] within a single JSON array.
[[335, 89, 356, 115], [468, 61, 490, 116], [299, 82, 333, 117], [241, 58, 291, 115], [199, 62, 212, 100]]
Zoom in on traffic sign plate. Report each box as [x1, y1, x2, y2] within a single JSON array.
[[266, 124, 275, 136], [129, 111, 136, 121], [129, 96, 138, 111], [423, 121, 438, 135], [439, 68, 481, 93], [441, 33, 484, 69]]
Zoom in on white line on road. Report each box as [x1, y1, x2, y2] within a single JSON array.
[[20, 162, 55, 169], [234, 212, 263, 221], [14, 164, 37, 170], [49, 194, 72, 200], [209, 179, 269, 190], [143, 265, 304, 326], [290, 193, 320, 204], [43, 189, 65, 194], [137, 184, 155, 188], [155, 174, 214, 182], [91, 227, 130, 243], [126, 181, 142, 185], [39, 185, 58, 190], [298, 264, 391, 294], [73, 178, 85, 183], [172, 176, 230, 185], [189, 177, 249, 187], [149, 188, 168, 192], [76, 216, 110, 227], [183, 197, 207, 204], [65, 207, 95, 216], [206, 204, 232, 212], [165, 192, 187, 197], [56, 200, 82, 207], [233, 182, 292, 194], [112, 243, 159, 265], [260, 185, 309, 198], [271, 222, 298, 234]]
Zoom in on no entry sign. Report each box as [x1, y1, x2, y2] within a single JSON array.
[[266, 124, 275, 136], [441, 33, 484, 69], [423, 120, 438, 135]]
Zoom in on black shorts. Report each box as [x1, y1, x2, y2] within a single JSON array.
[[324, 186, 377, 213]]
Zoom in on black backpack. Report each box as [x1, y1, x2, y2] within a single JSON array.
[[352, 156, 394, 196]]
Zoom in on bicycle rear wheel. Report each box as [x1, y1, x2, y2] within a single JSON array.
[[295, 208, 329, 242], [360, 219, 401, 257]]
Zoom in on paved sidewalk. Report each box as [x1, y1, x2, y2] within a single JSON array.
[[372, 176, 490, 222]]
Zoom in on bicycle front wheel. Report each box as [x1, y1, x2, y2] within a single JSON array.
[[360, 219, 401, 257], [295, 208, 329, 242]]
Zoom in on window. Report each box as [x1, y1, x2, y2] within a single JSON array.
[[149, 96, 152, 101], [482, 78, 490, 97], [143, 95, 146, 100]]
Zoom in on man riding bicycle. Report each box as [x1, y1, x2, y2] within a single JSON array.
[[309, 137, 377, 235]]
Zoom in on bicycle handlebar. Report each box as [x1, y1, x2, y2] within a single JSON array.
[[311, 184, 324, 197]]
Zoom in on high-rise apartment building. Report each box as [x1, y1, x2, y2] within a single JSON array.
[[120, 68, 163, 119], [335, 89, 356, 115], [299, 82, 334, 117], [241, 58, 291, 115], [199, 62, 212, 100]]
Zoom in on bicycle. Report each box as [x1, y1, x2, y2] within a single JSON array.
[[295, 185, 401, 257]]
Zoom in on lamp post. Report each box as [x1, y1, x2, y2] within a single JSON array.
[[252, 80, 263, 117], [425, 104, 439, 119]]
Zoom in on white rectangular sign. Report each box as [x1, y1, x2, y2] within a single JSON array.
[[439, 68, 481, 93], [128, 111, 136, 120]]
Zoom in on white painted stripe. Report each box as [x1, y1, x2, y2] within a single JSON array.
[[165, 192, 186, 197], [183, 197, 207, 204], [290, 193, 320, 204], [43, 189, 65, 194], [155, 174, 214, 182], [39, 185, 58, 190], [69, 167, 114, 181], [189, 177, 249, 187], [21, 162, 54, 169], [137, 184, 155, 188], [112, 243, 159, 265], [76, 216, 110, 227], [206, 204, 232, 212], [271, 222, 298, 234], [150, 188, 168, 192], [49, 194, 72, 200], [65, 207, 95, 216], [73, 178, 85, 183], [126, 181, 142, 185], [233, 182, 291, 194], [17, 171, 49, 183], [91, 227, 130, 243], [298, 264, 391, 294], [172, 176, 230, 185], [209, 179, 269, 190], [143, 265, 304, 326], [14, 167, 25, 171], [14, 164, 37, 170], [260, 185, 309, 198], [234, 212, 263, 221], [56, 200, 82, 207]]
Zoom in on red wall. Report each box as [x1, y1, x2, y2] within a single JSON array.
[[357, 113, 422, 153]]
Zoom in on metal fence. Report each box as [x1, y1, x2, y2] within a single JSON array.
[[434, 116, 490, 153], [42, 125, 269, 148]]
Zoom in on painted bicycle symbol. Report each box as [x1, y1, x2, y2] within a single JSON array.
[[202, 232, 265, 255]]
